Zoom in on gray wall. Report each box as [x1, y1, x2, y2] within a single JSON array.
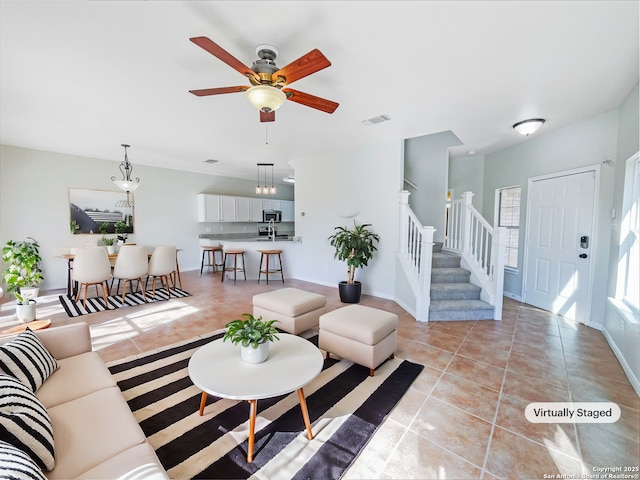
[[0, 145, 293, 291], [404, 130, 462, 242], [481, 109, 620, 321], [448, 155, 485, 209]]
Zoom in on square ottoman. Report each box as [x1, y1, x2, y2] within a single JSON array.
[[319, 304, 398, 376], [253, 288, 327, 335]]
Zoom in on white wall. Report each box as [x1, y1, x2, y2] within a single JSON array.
[[0, 145, 293, 291], [603, 82, 639, 395], [290, 138, 403, 299]]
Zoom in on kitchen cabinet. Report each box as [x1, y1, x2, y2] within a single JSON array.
[[236, 196, 252, 222], [199, 193, 294, 223], [281, 200, 294, 222], [198, 194, 222, 222]]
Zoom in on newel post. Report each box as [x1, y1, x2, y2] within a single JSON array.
[[461, 191, 474, 255], [416, 226, 435, 322]]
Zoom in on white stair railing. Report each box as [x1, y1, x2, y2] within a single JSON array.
[[399, 191, 434, 322], [444, 191, 506, 320]]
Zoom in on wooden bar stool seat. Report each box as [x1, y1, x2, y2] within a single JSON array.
[[257, 249, 284, 284], [221, 249, 246, 284], [200, 245, 224, 275]]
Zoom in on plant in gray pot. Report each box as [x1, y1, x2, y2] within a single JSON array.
[[328, 221, 380, 303], [2, 237, 44, 322], [223, 314, 280, 364]]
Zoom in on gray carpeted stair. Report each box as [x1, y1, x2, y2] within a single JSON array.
[[429, 249, 494, 321]]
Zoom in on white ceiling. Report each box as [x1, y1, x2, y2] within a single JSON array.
[[1, 1, 638, 184]]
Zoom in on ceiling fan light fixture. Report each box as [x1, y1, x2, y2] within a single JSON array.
[[246, 85, 286, 113], [513, 118, 545, 136]]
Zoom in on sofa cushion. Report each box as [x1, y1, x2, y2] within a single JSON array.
[[0, 374, 55, 471], [0, 439, 46, 480], [45, 386, 147, 479], [36, 352, 116, 409], [75, 443, 168, 480], [0, 328, 58, 392]]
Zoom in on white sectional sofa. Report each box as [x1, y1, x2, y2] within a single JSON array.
[[0, 322, 167, 479]]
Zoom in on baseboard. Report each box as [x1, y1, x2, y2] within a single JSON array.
[[602, 328, 640, 397]]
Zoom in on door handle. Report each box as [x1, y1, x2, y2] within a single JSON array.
[[579, 253, 588, 259]]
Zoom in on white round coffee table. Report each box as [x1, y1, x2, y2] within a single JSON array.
[[188, 333, 323, 462]]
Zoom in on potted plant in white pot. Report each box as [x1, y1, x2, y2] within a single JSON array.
[[2, 237, 44, 322], [223, 314, 280, 364], [114, 220, 128, 247], [328, 221, 380, 303], [99, 223, 116, 254]]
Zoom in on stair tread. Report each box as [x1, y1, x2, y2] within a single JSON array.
[[429, 299, 494, 310], [431, 283, 480, 290]]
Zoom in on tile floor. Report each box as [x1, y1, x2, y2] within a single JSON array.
[[1, 270, 638, 479]]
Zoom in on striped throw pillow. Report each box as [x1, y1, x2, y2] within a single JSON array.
[[0, 439, 46, 480], [0, 374, 54, 471], [0, 328, 58, 392]]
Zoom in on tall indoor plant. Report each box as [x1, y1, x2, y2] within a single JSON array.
[[2, 237, 44, 322], [328, 221, 380, 303]]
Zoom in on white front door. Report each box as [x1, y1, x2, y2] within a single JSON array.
[[523, 168, 598, 324]]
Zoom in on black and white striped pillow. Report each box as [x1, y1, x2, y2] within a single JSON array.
[[0, 439, 46, 480], [0, 374, 54, 471], [0, 329, 58, 392]]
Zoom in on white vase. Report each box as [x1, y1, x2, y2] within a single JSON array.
[[19, 287, 39, 300], [241, 342, 269, 364], [16, 301, 36, 323], [107, 245, 116, 255]]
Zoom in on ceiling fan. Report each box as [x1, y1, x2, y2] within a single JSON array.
[[189, 36, 339, 122]]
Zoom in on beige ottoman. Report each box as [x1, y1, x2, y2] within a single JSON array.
[[253, 288, 327, 335], [319, 305, 398, 376]]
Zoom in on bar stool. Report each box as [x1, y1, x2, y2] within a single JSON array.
[[257, 249, 284, 284], [221, 249, 246, 284], [200, 245, 224, 275]]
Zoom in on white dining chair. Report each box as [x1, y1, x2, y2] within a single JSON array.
[[71, 247, 112, 309], [111, 245, 148, 304], [146, 245, 177, 299]]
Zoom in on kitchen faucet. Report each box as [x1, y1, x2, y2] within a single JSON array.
[[268, 218, 276, 242]]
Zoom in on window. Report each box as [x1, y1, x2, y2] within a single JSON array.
[[614, 152, 639, 324], [496, 186, 522, 270]]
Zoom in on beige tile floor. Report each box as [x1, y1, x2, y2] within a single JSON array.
[[1, 270, 638, 479]]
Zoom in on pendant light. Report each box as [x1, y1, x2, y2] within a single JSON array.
[[256, 163, 276, 195], [112, 144, 140, 192]]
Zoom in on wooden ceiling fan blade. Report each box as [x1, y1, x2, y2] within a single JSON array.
[[283, 89, 339, 114], [190, 36, 260, 83], [260, 111, 275, 123], [273, 49, 331, 85], [189, 86, 249, 96]]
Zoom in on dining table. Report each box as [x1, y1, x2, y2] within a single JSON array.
[[57, 247, 181, 298]]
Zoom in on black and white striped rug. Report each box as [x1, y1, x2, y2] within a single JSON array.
[[107, 332, 423, 479], [58, 287, 191, 317]]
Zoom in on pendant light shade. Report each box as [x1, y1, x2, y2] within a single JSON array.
[[256, 163, 276, 195], [246, 85, 286, 112], [112, 144, 140, 192], [513, 118, 545, 136]]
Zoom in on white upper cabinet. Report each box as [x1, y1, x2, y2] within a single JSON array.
[[199, 194, 294, 222]]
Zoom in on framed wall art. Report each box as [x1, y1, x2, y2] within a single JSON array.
[[69, 188, 134, 235]]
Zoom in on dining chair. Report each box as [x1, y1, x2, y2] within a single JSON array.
[[71, 247, 112, 309], [111, 245, 148, 304], [146, 245, 177, 299]]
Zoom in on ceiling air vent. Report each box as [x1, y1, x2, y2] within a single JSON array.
[[362, 114, 391, 126]]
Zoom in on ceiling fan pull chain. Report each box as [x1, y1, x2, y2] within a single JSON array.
[[265, 123, 269, 145]]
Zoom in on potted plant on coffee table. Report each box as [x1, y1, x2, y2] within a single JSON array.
[[223, 313, 280, 364], [328, 221, 380, 303], [2, 237, 44, 322]]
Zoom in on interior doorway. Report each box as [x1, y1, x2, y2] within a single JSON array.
[[523, 166, 599, 324]]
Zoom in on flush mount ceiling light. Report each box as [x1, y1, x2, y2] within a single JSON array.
[[256, 163, 276, 195], [245, 85, 286, 113], [282, 176, 295, 184], [513, 118, 546, 136], [111, 144, 140, 192]]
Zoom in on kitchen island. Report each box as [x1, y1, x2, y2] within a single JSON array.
[[199, 237, 299, 281]]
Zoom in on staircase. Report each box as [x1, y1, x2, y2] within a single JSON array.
[[429, 243, 494, 321]]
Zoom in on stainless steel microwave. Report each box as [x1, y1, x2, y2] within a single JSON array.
[[263, 210, 282, 222]]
